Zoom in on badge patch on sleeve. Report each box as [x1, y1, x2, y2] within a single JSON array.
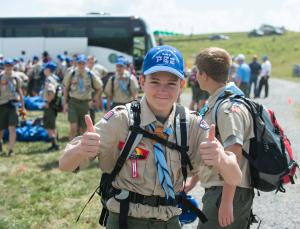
[[103, 110, 114, 121], [198, 117, 210, 130], [230, 103, 241, 113]]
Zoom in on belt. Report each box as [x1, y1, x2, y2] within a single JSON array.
[[127, 191, 178, 207], [114, 189, 178, 207]]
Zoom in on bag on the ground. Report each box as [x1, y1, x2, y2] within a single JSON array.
[[214, 93, 298, 192]]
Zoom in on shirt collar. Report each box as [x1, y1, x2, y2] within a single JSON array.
[[140, 96, 176, 130], [207, 86, 227, 110]]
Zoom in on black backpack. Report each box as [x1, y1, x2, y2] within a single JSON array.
[[50, 84, 63, 112], [77, 100, 207, 227], [213, 93, 298, 192]]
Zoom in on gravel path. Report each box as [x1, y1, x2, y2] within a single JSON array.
[[181, 78, 300, 229]]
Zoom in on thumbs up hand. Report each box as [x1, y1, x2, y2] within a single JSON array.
[[199, 124, 225, 167], [79, 115, 101, 159]]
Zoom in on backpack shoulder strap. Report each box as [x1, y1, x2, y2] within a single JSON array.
[[87, 70, 95, 90], [109, 100, 143, 181], [111, 75, 115, 97], [174, 104, 193, 183]]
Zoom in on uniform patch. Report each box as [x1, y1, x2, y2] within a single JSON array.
[[103, 110, 114, 121], [118, 141, 149, 160], [198, 117, 210, 130], [230, 103, 241, 113]]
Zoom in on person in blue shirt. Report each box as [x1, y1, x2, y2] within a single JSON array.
[[235, 54, 251, 98]]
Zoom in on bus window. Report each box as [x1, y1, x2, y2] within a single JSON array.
[[15, 26, 43, 37], [133, 36, 145, 71], [88, 24, 132, 55]]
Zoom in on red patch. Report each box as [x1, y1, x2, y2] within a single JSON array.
[[118, 141, 148, 160], [103, 110, 114, 121], [231, 106, 240, 113]]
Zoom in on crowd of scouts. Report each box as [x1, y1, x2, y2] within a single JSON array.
[[59, 45, 258, 229], [0, 52, 139, 156]]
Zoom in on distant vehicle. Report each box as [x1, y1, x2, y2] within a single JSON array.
[[259, 24, 284, 35], [0, 16, 155, 73], [248, 29, 264, 37], [248, 24, 285, 37], [208, 34, 230, 41]]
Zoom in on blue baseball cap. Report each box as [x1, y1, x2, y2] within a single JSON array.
[[77, 54, 87, 63], [44, 61, 57, 72], [57, 54, 66, 61], [4, 58, 14, 66], [142, 45, 184, 79], [262, 55, 268, 61], [115, 56, 127, 66], [33, 55, 39, 61]]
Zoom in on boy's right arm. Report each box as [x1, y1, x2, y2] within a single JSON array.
[[59, 115, 101, 172]]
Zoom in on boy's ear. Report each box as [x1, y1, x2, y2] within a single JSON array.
[[139, 75, 146, 89], [180, 79, 186, 89]]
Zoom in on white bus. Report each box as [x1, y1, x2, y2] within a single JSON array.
[[0, 16, 156, 73]]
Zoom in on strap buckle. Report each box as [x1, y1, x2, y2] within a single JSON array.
[[142, 195, 159, 207]]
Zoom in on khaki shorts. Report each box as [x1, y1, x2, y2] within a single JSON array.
[[198, 186, 254, 229], [68, 98, 89, 128], [43, 107, 57, 129], [0, 103, 18, 130]]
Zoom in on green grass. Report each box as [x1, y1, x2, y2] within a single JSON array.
[[0, 111, 105, 229], [164, 31, 300, 82]]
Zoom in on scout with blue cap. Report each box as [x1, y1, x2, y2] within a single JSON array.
[[142, 45, 185, 79], [104, 56, 139, 110], [60, 44, 242, 229], [42, 61, 60, 152], [62, 53, 103, 140], [44, 61, 57, 72], [115, 56, 127, 67], [77, 54, 87, 64], [0, 58, 25, 157], [4, 58, 15, 66]]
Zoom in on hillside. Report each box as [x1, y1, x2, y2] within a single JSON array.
[[164, 31, 300, 81]]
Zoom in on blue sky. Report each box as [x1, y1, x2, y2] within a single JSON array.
[[1, 0, 300, 34]]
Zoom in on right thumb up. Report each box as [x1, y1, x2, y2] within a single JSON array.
[[85, 115, 95, 132]]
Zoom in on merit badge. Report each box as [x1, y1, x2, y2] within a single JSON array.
[[118, 141, 149, 178], [198, 117, 210, 130], [103, 110, 114, 121]]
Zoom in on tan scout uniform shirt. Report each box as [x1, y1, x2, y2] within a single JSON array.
[[0, 72, 21, 105], [92, 64, 108, 79], [28, 63, 42, 80], [63, 68, 103, 101], [43, 75, 58, 100], [104, 70, 139, 104], [64, 96, 209, 221], [199, 86, 254, 188]]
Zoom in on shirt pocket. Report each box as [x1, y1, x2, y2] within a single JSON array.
[[169, 150, 183, 188]]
